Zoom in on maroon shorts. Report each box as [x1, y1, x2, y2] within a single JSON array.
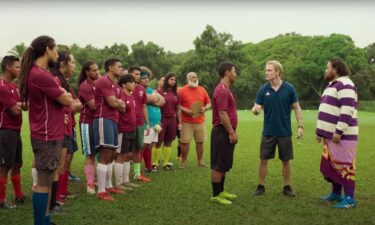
[[158, 117, 177, 144]]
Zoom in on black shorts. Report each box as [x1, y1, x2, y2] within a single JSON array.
[[260, 136, 293, 161], [118, 131, 136, 154], [65, 128, 78, 154], [0, 128, 22, 167], [210, 125, 235, 172], [31, 139, 63, 171]]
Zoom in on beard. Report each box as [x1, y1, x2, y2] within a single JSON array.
[[324, 73, 335, 82], [188, 80, 199, 88]]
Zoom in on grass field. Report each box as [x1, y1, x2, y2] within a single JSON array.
[[1, 110, 375, 225]]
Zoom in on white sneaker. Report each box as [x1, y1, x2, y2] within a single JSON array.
[[87, 184, 96, 195], [123, 182, 140, 188]]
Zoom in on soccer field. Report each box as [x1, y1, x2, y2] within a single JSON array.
[[2, 110, 375, 225]]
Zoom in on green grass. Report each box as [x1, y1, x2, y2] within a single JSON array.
[[1, 110, 375, 225]]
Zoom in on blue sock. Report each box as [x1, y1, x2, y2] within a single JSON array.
[[32, 192, 48, 225]]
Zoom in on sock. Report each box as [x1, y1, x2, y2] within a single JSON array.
[[162, 146, 171, 166], [105, 162, 114, 189], [0, 176, 7, 203], [56, 174, 64, 201], [212, 182, 221, 197], [49, 181, 58, 210], [123, 162, 130, 183], [32, 168, 38, 186], [143, 147, 152, 170], [332, 182, 342, 195], [152, 146, 161, 166], [32, 192, 48, 225], [344, 183, 355, 198], [45, 214, 51, 225], [114, 163, 124, 186], [220, 176, 225, 193], [11, 174, 24, 198], [62, 170, 70, 195], [96, 163, 107, 193], [134, 163, 141, 178], [85, 165, 95, 185]]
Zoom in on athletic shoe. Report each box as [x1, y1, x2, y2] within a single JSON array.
[[68, 173, 81, 182], [56, 200, 65, 206], [219, 191, 237, 200], [87, 183, 96, 195], [0, 201, 16, 209], [254, 184, 265, 196], [14, 195, 26, 203], [105, 187, 126, 194], [116, 184, 133, 191], [333, 196, 357, 209], [50, 205, 65, 214], [134, 174, 151, 183], [167, 162, 174, 166], [123, 182, 140, 188], [151, 165, 159, 173], [98, 192, 115, 201], [320, 193, 344, 202], [163, 165, 172, 171], [283, 185, 296, 197], [61, 192, 75, 199], [210, 196, 232, 205]]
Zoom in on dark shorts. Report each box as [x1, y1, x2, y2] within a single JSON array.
[[31, 139, 63, 171], [176, 127, 180, 139], [0, 128, 22, 167], [93, 118, 119, 150], [65, 128, 78, 154], [80, 122, 96, 155], [158, 117, 177, 144], [135, 126, 144, 150], [210, 125, 235, 172], [260, 136, 293, 161], [118, 131, 136, 154]]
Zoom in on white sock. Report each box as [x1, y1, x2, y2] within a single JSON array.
[[105, 162, 114, 188], [96, 163, 107, 193], [123, 162, 131, 183], [114, 163, 124, 186], [32, 168, 38, 186]]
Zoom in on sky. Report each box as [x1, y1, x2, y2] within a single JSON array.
[[1, 1, 374, 57]]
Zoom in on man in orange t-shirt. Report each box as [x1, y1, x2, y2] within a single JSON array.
[[178, 72, 211, 168]]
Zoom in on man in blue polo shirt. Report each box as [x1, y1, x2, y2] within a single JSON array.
[[252, 60, 303, 197]]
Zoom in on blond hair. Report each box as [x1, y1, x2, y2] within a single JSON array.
[[266, 60, 283, 76]]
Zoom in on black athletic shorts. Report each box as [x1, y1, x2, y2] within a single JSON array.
[[119, 131, 136, 154], [31, 139, 63, 171], [65, 128, 78, 154], [260, 136, 293, 161], [210, 125, 236, 172], [0, 128, 22, 167]]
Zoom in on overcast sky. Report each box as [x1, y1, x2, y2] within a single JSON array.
[[1, 1, 374, 57]]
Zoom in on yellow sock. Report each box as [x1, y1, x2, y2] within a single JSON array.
[[162, 146, 171, 166], [152, 146, 161, 166]]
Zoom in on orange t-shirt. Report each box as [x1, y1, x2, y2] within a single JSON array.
[[178, 84, 211, 124]]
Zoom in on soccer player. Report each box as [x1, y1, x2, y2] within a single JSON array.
[[78, 61, 100, 194], [154, 72, 181, 171], [316, 58, 358, 208], [19, 35, 73, 225], [129, 66, 151, 182], [210, 62, 238, 205], [252, 60, 303, 197], [0, 56, 25, 209], [93, 58, 126, 201]]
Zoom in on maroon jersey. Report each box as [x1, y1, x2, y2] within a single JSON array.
[[212, 82, 237, 129], [0, 79, 22, 130], [132, 84, 147, 126], [157, 88, 178, 118], [79, 79, 95, 124], [118, 92, 136, 132]]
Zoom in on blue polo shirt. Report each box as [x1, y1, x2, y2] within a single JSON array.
[[145, 87, 161, 127], [255, 81, 298, 137]]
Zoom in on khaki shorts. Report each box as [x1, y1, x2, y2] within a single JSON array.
[[180, 122, 206, 144]]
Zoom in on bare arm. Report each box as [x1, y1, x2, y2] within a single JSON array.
[[86, 99, 95, 110], [292, 102, 304, 138], [105, 95, 125, 112], [180, 105, 193, 116], [56, 92, 73, 106], [71, 99, 83, 113], [177, 105, 182, 130], [219, 111, 237, 144], [153, 92, 165, 107]]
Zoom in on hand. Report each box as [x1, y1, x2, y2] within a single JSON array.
[[198, 107, 206, 114], [178, 123, 182, 131], [297, 127, 304, 139], [252, 105, 262, 115], [145, 126, 150, 136], [229, 132, 238, 144], [64, 114, 69, 125], [332, 133, 341, 144], [185, 109, 194, 117], [154, 124, 162, 133], [316, 135, 322, 143]]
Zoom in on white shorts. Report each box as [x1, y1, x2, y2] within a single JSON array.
[[143, 127, 158, 144]]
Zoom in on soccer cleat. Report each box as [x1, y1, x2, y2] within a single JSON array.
[[254, 184, 266, 196], [123, 182, 140, 188], [105, 187, 126, 194], [320, 193, 344, 202], [210, 196, 232, 205], [332, 196, 357, 209], [283, 185, 296, 197], [87, 183, 96, 195], [68, 173, 81, 182], [56, 200, 65, 206], [134, 175, 151, 183], [151, 165, 159, 173], [167, 162, 174, 166], [98, 192, 115, 201], [14, 195, 26, 203], [163, 165, 172, 171], [0, 201, 16, 209], [116, 184, 133, 191], [219, 191, 237, 200], [61, 192, 75, 199]]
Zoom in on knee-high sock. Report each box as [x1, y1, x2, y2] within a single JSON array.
[[0, 176, 7, 203], [105, 162, 114, 189], [220, 176, 225, 193], [85, 165, 95, 185], [32, 192, 49, 225], [152, 146, 161, 166], [122, 162, 130, 183], [96, 163, 107, 193], [143, 147, 152, 170], [162, 146, 171, 166], [211, 182, 221, 197], [114, 163, 124, 186], [56, 174, 64, 201], [11, 174, 24, 198], [31, 168, 38, 187], [61, 170, 70, 195], [134, 163, 141, 178], [332, 182, 342, 195], [49, 181, 58, 210]]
